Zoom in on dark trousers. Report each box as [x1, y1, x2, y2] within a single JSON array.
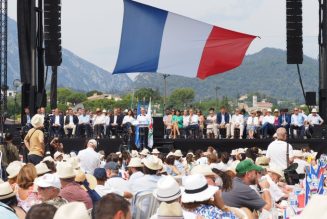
[[186, 124, 199, 139], [77, 124, 92, 137], [94, 124, 104, 138], [139, 127, 149, 149], [28, 154, 43, 165], [261, 122, 275, 138], [290, 125, 304, 138], [50, 126, 63, 137]]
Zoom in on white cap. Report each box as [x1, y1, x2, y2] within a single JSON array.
[[35, 173, 61, 189]]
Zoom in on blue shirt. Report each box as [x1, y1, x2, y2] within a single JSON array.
[[0, 202, 18, 219], [194, 204, 239, 219], [78, 115, 90, 124], [291, 114, 305, 126]]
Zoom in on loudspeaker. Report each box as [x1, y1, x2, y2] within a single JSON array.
[[305, 92, 316, 106], [44, 0, 62, 66], [286, 0, 303, 64], [153, 117, 164, 138]]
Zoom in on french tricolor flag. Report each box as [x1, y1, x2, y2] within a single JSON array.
[[113, 0, 257, 79]]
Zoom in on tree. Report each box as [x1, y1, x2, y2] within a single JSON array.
[[168, 88, 195, 109], [67, 93, 87, 104], [86, 90, 103, 97], [134, 88, 161, 102], [57, 88, 74, 104]]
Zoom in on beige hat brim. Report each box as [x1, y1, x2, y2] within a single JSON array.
[[0, 191, 16, 200]]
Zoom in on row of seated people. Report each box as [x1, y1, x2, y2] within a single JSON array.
[[163, 106, 325, 139], [22, 106, 149, 138]]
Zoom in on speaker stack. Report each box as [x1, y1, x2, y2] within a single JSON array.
[[44, 0, 62, 66], [286, 0, 303, 64]]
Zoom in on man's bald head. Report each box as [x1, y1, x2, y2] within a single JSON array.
[[276, 127, 287, 141]]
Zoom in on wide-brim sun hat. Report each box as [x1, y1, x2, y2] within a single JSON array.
[[143, 155, 163, 170], [35, 173, 61, 189], [54, 151, 64, 160], [127, 157, 143, 168], [255, 156, 270, 167], [267, 167, 284, 178], [35, 162, 52, 175], [153, 175, 181, 202], [311, 108, 318, 113], [0, 182, 16, 200], [191, 164, 215, 176], [174, 150, 183, 157], [139, 148, 149, 156], [157, 202, 183, 217], [181, 174, 218, 203], [31, 114, 44, 128], [53, 202, 90, 219], [6, 161, 25, 179], [152, 148, 160, 154], [57, 162, 76, 179]]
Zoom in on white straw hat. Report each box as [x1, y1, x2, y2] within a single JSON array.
[[131, 150, 139, 158], [181, 174, 218, 203], [139, 148, 149, 156], [54, 202, 90, 219], [35, 173, 61, 189], [0, 182, 16, 200], [191, 164, 215, 176], [267, 167, 284, 178], [312, 108, 318, 113], [57, 162, 76, 179], [127, 157, 143, 168], [35, 162, 51, 175], [166, 152, 174, 158], [174, 150, 183, 157], [54, 151, 64, 160], [152, 148, 160, 154], [157, 202, 183, 217], [31, 114, 44, 128], [143, 155, 163, 170], [6, 161, 25, 179], [153, 175, 181, 202]]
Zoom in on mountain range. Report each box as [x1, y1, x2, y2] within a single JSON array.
[[7, 16, 319, 101]]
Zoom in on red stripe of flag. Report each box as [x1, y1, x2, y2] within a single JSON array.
[[197, 26, 256, 79]]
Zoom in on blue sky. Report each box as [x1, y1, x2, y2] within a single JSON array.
[[8, 0, 319, 74]]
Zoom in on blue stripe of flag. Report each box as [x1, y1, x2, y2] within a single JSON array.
[[113, 0, 168, 73]]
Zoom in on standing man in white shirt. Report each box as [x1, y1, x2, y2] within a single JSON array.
[[307, 108, 324, 137], [78, 139, 100, 174], [266, 127, 294, 170], [261, 108, 275, 138], [230, 108, 244, 139], [137, 107, 150, 149]]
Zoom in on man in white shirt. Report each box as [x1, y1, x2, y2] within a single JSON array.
[[293, 150, 308, 176], [77, 109, 92, 137], [230, 108, 244, 139], [137, 107, 150, 149], [77, 139, 100, 174], [185, 108, 199, 139], [307, 108, 324, 138], [104, 162, 131, 196], [261, 108, 275, 138], [206, 108, 218, 139], [93, 108, 106, 138], [266, 127, 294, 170], [290, 107, 305, 139]]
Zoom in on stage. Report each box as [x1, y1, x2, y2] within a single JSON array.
[[59, 137, 327, 157]]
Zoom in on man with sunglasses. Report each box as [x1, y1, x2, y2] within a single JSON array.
[[290, 107, 305, 139]]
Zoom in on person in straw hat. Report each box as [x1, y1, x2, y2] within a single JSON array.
[[6, 161, 25, 189], [34, 173, 67, 208], [56, 162, 92, 209], [130, 155, 163, 194], [265, 166, 287, 203], [54, 202, 90, 219], [0, 182, 26, 219], [24, 114, 45, 165], [292, 150, 308, 177], [127, 157, 144, 183], [181, 174, 239, 219], [307, 108, 324, 138]]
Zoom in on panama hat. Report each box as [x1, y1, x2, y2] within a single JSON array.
[[35, 162, 51, 176], [191, 164, 215, 176], [186, 152, 195, 157], [153, 175, 181, 202], [6, 161, 25, 179], [157, 202, 183, 217], [102, 109, 107, 113], [35, 173, 61, 189], [181, 174, 218, 203], [152, 148, 160, 154], [31, 114, 44, 128], [0, 182, 16, 200], [267, 167, 284, 178], [255, 156, 270, 167], [57, 162, 76, 179], [75, 169, 97, 190], [139, 148, 149, 156], [127, 157, 143, 168], [174, 150, 183, 157], [68, 157, 80, 169], [166, 152, 174, 158], [211, 163, 228, 172], [143, 155, 163, 170], [54, 202, 90, 219], [95, 108, 101, 112], [274, 109, 279, 113], [312, 108, 318, 113], [292, 195, 327, 219], [54, 151, 64, 160], [131, 150, 139, 158], [230, 150, 237, 156], [267, 108, 272, 113]]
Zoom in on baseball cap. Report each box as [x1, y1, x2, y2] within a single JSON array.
[[93, 168, 107, 180], [236, 159, 264, 174], [104, 161, 119, 171], [35, 173, 61, 189]]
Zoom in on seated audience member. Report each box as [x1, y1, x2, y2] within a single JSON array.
[[53, 202, 90, 219], [25, 203, 57, 219], [77, 109, 91, 137], [172, 110, 183, 139], [197, 110, 205, 139], [247, 110, 259, 139], [216, 106, 231, 139], [50, 108, 64, 137], [93, 108, 106, 138], [265, 167, 287, 203], [57, 162, 93, 209], [266, 127, 294, 170], [278, 109, 291, 136], [182, 109, 189, 138], [290, 107, 305, 139], [182, 174, 239, 219], [94, 193, 131, 219], [165, 154, 181, 176], [104, 162, 131, 197], [78, 139, 100, 174], [109, 108, 123, 137], [261, 108, 275, 138], [307, 108, 324, 137], [206, 108, 218, 139], [64, 108, 78, 137], [293, 150, 308, 177], [230, 108, 244, 139], [163, 109, 173, 139], [16, 164, 40, 212], [222, 159, 272, 212], [185, 108, 199, 139], [127, 157, 144, 182], [35, 173, 67, 208], [122, 109, 135, 134], [0, 182, 26, 219], [273, 109, 280, 129]]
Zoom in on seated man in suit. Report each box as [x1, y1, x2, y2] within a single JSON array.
[[278, 109, 291, 137], [109, 108, 123, 138], [50, 108, 64, 137], [22, 107, 32, 134], [216, 106, 231, 138], [64, 108, 79, 137]]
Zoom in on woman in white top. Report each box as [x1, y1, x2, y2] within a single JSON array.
[[122, 109, 135, 134], [247, 110, 259, 139]]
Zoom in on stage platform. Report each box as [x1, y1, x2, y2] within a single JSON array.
[[59, 137, 327, 157]]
